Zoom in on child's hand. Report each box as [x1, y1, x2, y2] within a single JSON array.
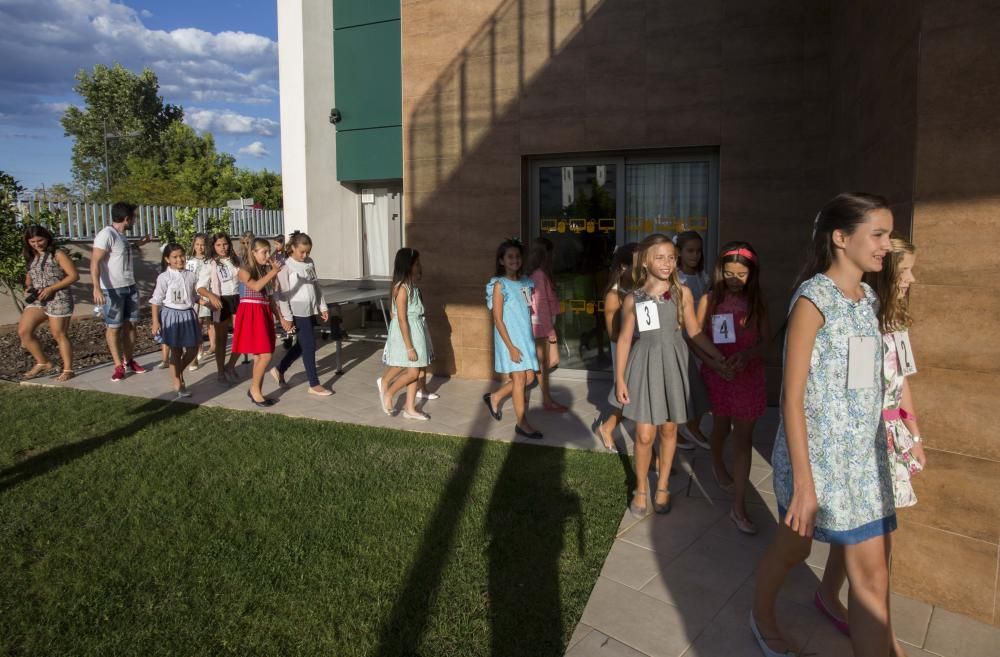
[[407, 347, 418, 362], [616, 381, 630, 406], [911, 442, 927, 471], [320, 311, 329, 323], [785, 484, 818, 537], [209, 294, 222, 310], [151, 323, 160, 337], [510, 346, 522, 363], [280, 318, 294, 333], [726, 351, 748, 371]]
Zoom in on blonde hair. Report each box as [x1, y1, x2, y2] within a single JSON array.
[[633, 233, 684, 328], [866, 233, 915, 333]]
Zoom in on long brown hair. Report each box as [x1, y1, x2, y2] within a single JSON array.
[[706, 241, 767, 331], [794, 192, 890, 291], [865, 234, 915, 333], [633, 233, 684, 328], [22, 224, 56, 268], [241, 238, 273, 282]]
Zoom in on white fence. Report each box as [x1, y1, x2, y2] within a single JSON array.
[[16, 201, 284, 240]]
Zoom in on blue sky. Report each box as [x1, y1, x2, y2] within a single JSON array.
[[0, 0, 281, 193]]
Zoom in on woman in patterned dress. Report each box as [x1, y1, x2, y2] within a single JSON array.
[[751, 193, 896, 657]]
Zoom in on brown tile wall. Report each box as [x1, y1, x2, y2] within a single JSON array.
[[403, 0, 834, 386], [401, 0, 1000, 622], [897, 0, 1000, 626]]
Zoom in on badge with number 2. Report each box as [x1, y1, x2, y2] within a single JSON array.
[[635, 300, 660, 332], [894, 330, 917, 376], [711, 313, 736, 344]]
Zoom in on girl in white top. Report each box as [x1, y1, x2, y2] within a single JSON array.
[[272, 232, 331, 396], [185, 232, 214, 370], [196, 232, 242, 384], [150, 243, 201, 399]]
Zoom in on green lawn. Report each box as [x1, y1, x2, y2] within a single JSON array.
[[0, 384, 626, 657]]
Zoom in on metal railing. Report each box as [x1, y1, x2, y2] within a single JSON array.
[[16, 201, 284, 240]]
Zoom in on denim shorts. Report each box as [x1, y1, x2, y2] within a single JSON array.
[[101, 285, 140, 328]]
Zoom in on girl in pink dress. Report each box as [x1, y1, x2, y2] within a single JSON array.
[[697, 241, 769, 535], [527, 237, 567, 411]]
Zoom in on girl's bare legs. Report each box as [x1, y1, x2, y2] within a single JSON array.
[[632, 422, 655, 512], [48, 315, 73, 375], [250, 352, 273, 402], [845, 535, 892, 657], [686, 414, 709, 443], [385, 367, 418, 412], [511, 370, 538, 432], [170, 346, 198, 391], [753, 524, 813, 653], [535, 338, 566, 410], [214, 320, 229, 377], [731, 419, 756, 521], [654, 423, 678, 506], [206, 320, 216, 355], [18, 307, 51, 372], [709, 415, 735, 488], [403, 375, 420, 415], [160, 343, 170, 367], [597, 409, 621, 449], [821, 544, 849, 621]]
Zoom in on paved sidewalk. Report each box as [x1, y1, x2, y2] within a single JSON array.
[[23, 338, 999, 657]]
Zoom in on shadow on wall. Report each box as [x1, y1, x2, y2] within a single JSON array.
[[404, 0, 611, 378]]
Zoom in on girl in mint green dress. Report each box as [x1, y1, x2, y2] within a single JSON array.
[[378, 248, 432, 421], [483, 239, 543, 440]]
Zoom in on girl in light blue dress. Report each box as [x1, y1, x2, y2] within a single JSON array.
[[751, 193, 896, 657], [483, 239, 542, 440], [378, 248, 433, 421]]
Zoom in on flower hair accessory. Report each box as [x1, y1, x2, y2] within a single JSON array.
[[671, 234, 679, 245], [506, 236, 523, 247], [722, 247, 758, 263]]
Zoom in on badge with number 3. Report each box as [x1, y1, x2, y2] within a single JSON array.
[[635, 300, 660, 332]]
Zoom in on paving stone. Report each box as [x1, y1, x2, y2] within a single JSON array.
[[924, 606, 1000, 657]]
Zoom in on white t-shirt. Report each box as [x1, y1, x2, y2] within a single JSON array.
[[196, 257, 239, 297], [93, 225, 135, 289], [150, 269, 198, 310]]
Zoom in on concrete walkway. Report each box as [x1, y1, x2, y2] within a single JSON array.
[[22, 337, 999, 657]]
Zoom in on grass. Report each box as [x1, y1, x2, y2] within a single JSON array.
[[0, 384, 626, 657]]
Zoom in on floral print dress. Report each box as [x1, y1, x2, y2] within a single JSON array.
[[882, 331, 922, 508], [771, 274, 896, 544]]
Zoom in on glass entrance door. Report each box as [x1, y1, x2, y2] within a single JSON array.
[[530, 160, 624, 373], [530, 152, 718, 376]]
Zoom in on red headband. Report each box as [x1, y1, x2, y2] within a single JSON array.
[[722, 248, 757, 263]]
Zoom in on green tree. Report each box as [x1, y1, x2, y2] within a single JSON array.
[[61, 63, 183, 200]]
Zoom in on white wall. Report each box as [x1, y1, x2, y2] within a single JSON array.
[[277, 0, 362, 279]]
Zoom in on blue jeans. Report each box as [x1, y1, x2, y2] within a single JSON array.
[[101, 285, 140, 328], [278, 315, 319, 386]]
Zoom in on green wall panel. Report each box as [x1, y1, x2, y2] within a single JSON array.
[[333, 20, 401, 131], [336, 127, 403, 182], [333, 0, 399, 29]]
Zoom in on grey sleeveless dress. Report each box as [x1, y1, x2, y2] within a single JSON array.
[[621, 288, 691, 425]]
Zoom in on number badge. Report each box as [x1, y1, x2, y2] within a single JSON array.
[[711, 313, 736, 344], [635, 300, 660, 332]]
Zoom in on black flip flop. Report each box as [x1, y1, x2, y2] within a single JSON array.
[[483, 393, 501, 421], [514, 425, 543, 440]]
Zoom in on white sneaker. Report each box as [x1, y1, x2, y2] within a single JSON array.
[[415, 390, 440, 400], [402, 410, 430, 421]]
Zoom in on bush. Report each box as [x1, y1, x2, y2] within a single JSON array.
[[158, 207, 232, 250]]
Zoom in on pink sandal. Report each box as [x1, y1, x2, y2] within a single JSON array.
[[814, 589, 850, 636]]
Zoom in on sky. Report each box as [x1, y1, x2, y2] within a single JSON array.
[[0, 0, 281, 193]]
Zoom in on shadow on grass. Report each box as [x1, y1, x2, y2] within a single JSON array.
[[0, 397, 196, 494]]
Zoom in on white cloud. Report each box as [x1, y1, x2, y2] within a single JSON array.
[[186, 108, 278, 136], [238, 141, 269, 158], [140, 9, 153, 18], [0, 0, 279, 125]]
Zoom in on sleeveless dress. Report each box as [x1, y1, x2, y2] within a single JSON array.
[[486, 276, 539, 374], [700, 293, 766, 420], [383, 284, 431, 367], [620, 288, 690, 425], [232, 281, 276, 354], [882, 331, 922, 508], [27, 250, 73, 317], [772, 274, 896, 544]]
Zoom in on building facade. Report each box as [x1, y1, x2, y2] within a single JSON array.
[[278, 0, 1000, 626]]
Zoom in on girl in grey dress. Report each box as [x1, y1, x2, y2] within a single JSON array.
[[615, 234, 730, 517]]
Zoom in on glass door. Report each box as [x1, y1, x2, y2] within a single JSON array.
[[530, 159, 624, 373], [361, 187, 402, 278]]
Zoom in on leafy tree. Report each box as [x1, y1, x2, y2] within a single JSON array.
[[61, 64, 183, 200], [31, 183, 83, 202]]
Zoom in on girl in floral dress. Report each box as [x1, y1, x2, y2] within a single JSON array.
[[751, 193, 896, 657]]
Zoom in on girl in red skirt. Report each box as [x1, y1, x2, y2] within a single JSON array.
[[233, 238, 284, 407]]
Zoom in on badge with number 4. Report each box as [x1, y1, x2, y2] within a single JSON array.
[[635, 300, 660, 332], [894, 330, 917, 376], [711, 313, 736, 344]]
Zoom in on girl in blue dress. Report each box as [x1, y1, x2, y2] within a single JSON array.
[[751, 193, 896, 657], [483, 239, 542, 439]]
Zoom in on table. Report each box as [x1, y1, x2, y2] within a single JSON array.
[[318, 279, 392, 374]]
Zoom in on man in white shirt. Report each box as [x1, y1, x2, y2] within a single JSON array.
[[91, 202, 151, 382]]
